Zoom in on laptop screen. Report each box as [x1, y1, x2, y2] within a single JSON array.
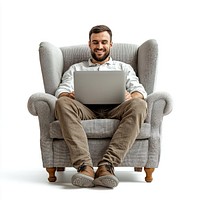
[[74, 71, 125, 105]]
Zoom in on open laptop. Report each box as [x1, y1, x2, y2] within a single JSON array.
[[74, 71, 126, 105]]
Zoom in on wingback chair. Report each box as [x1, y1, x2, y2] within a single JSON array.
[[27, 39, 173, 183]]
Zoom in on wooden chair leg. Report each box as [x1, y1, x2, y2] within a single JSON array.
[[144, 168, 155, 182], [57, 167, 65, 172], [46, 167, 57, 182], [134, 167, 142, 172]]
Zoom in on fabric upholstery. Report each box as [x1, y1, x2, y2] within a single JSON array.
[[27, 40, 173, 169], [39, 40, 157, 95], [49, 120, 151, 139]]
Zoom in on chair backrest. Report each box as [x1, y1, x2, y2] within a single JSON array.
[[39, 40, 158, 96]]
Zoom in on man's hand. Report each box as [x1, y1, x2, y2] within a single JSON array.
[[58, 92, 75, 99], [125, 91, 144, 101], [125, 91, 132, 101]]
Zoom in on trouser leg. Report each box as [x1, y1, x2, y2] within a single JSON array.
[[100, 98, 147, 166], [55, 97, 96, 168]]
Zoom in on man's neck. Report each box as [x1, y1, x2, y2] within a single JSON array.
[[91, 57, 110, 65]]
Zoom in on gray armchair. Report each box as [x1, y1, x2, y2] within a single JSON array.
[[27, 40, 173, 183]]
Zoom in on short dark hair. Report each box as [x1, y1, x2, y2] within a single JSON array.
[[89, 25, 112, 41]]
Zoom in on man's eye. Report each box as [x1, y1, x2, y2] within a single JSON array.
[[102, 41, 108, 44], [92, 41, 98, 45]]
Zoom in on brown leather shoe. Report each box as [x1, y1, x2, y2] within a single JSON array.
[[93, 164, 119, 188], [72, 164, 95, 187]]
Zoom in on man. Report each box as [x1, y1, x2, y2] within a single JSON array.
[[55, 25, 147, 188]]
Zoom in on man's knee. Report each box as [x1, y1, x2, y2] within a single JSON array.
[[56, 96, 73, 106], [127, 98, 147, 114], [55, 97, 74, 114]]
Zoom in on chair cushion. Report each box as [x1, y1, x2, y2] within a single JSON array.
[[50, 119, 151, 139]]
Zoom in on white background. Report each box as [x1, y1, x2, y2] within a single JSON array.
[[0, 0, 200, 199]]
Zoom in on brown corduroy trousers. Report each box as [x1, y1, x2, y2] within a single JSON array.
[[55, 97, 147, 169]]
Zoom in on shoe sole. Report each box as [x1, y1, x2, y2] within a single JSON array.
[[93, 175, 119, 188], [72, 173, 94, 188]]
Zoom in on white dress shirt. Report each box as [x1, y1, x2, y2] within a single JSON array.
[[55, 58, 147, 99]]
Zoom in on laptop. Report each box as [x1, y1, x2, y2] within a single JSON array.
[[74, 71, 126, 105]]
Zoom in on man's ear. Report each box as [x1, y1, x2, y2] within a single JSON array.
[[110, 42, 113, 48], [88, 41, 91, 48]]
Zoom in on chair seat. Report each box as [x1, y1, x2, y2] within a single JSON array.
[[50, 119, 151, 139]]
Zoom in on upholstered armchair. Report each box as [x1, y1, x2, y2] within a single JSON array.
[[27, 39, 173, 183]]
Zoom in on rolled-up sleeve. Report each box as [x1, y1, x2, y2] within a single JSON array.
[[55, 67, 75, 98], [124, 64, 147, 99], [55, 60, 147, 99]]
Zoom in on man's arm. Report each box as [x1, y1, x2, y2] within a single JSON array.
[[124, 64, 147, 99]]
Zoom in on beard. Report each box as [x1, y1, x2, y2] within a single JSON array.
[[91, 49, 110, 62]]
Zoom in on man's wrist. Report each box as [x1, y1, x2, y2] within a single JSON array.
[[131, 92, 144, 99], [58, 92, 69, 98]]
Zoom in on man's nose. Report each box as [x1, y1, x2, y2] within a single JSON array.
[[97, 42, 103, 49]]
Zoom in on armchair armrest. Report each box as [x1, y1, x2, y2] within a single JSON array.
[[28, 93, 57, 166], [144, 92, 172, 168], [145, 91, 173, 124], [27, 92, 57, 122]]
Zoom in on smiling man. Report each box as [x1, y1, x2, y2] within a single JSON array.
[[89, 28, 112, 64], [55, 25, 147, 188]]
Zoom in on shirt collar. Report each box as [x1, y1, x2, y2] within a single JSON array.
[[88, 57, 113, 67]]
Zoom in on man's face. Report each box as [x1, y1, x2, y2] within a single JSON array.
[[89, 31, 113, 64]]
